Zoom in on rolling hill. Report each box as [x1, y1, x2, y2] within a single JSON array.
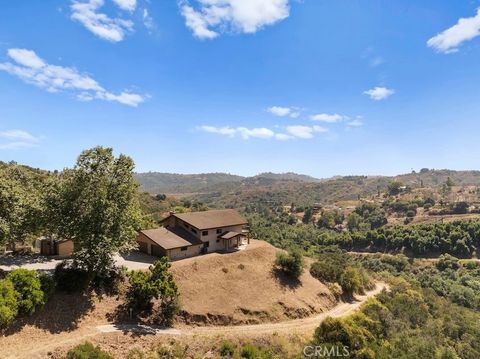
[[135, 169, 480, 209]]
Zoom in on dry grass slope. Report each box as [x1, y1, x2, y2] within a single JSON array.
[[171, 240, 336, 325]]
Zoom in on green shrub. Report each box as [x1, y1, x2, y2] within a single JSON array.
[[54, 261, 89, 293], [339, 267, 363, 297], [92, 265, 126, 294], [313, 317, 353, 347], [127, 270, 155, 310], [275, 249, 305, 278], [66, 342, 113, 359], [219, 341, 236, 357], [0, 279, 18, 327], [127, 258, 180, 324], [436, 254, 460, 271], [310, 261, 344, 283], [240, 344, 261, 359], [38, 272, 55, 299], [6, 269, 44, 315], [462, 260, 480, 270]]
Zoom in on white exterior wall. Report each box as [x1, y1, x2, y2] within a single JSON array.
[[199, 224, 245, 252]]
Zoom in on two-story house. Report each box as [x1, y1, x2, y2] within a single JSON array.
[[136, 209, 249, 260]]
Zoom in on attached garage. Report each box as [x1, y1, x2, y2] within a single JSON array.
[[136, 227, 203, 260], [151, 244, 165, 257]]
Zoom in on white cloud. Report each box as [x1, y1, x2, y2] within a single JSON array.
[[347, 119, 363, 127], [179, 0, 290, 39], [363, 86, 395, 101], [267, 106, 299, 118], [0, 48, 146, 107], [310, 113, 345, 123], [268, 106, 290, 117], [0, 130, 40, 150], [286, 125, 327, 139], [112, 0, 136, 11], [274, 133, 293, 140], [427, 9, 480, 54], [199, 125, 275, 139], [70, 0, 134, 42], [7, 49, 45, 69], [199, 123, 328, 140]]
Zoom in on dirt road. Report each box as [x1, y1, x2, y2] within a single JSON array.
[[4, 283, 386, 359], [97, 283, 386, 336]]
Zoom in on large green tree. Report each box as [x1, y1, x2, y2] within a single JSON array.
[[0, 163, 49, 249], [55, 147, 141, 275]]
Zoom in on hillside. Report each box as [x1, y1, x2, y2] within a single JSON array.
[[134, 172, 244, 194], [134, 171, 324, 195], [171, 240, 336, 325], [135, 169, 480, 210]]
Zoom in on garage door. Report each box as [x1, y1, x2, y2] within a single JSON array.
[[138, 241, 148, 254], [151, 244, 164, 257]]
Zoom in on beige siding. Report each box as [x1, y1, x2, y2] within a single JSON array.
[[57, 240, 74, 257], [167, 244, 202, 260]]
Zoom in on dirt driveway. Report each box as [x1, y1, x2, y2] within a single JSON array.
[[0, 251, 156, 272]]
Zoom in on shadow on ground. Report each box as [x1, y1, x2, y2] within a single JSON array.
[[0, 254, 58, 266], [2, 291, 94, 336], [271, 267, 302, 289]]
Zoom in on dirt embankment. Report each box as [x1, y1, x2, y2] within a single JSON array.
[[171, 240, 336, 326]]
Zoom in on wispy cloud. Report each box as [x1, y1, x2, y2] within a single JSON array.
[[70, 0, 134, 42], [427, 9, 480, 54], [0, 130, 40, 150], [199, 124, 327, 141], [310, 113, 345, 123], [346, 119, 363, 127], [370, 56, 384, 67], [112, 0, 137, 12], [0, 48, 147, 107], [143, 8, 155, 31], [179, 0, 290, 39], [362, 47, 384, 67], [364, 86, 395, 101], [267, 106, 300, 118]]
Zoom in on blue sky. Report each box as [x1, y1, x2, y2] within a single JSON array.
[[1, 0, 480, 177]]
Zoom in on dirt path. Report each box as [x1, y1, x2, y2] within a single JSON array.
[[97, 283, 386, 336], [4, 283, 386, 359]]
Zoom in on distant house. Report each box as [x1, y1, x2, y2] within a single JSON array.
[[39, 238, 74, 257], [136, 209, 249, 260]]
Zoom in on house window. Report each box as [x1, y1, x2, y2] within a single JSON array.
[[184, 223, 190, 229], [216, 239, 220, 243], [181, 246, 188, 251], [202, 231, 208, 236], [203, 242, 209, 248], [216, 228, 222, 234], [191, 228, 197, 234]]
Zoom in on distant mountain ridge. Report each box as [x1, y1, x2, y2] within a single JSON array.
[[134, 171, 324, 194], [135, 169, 480, 208]]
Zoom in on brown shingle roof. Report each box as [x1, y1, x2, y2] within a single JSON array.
[[172, 209, 248, 230], [140, 227, 203, 250], [219, 231, 243, 240]]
